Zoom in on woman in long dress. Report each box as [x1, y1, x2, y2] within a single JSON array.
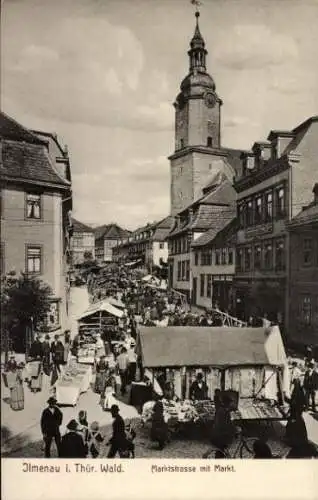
[[94, 356, 108, 395], [10, 364, 25, 411], [151, 399, 169, 450], [103, 369, 118, 410]]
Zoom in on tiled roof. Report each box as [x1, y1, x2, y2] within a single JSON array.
[[94, 224, 131, 241], [0, 112, 46, 145], [151, 216, 175, 241], [288, 203, 318, 227], [200, 179, 236, 205], [72, 218, 94, 233], [138, 326, 281, 368], [1, 139, 70, 187], [192, 213, 236, 247]]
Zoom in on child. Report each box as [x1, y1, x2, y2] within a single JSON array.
[[119, 421, 136, 458], [87, 421, 104, 458]]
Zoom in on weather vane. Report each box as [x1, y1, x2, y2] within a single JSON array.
[[190, 0, 203, 14]]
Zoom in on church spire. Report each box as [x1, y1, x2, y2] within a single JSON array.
[[188, 11, 207, 72]]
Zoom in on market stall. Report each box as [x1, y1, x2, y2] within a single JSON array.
[[54, 359, 93, 406], [77, 299, 123, 339], [136, 325, 290, 425]]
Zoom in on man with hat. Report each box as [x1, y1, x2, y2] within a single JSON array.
[[303, 363, 318, 412], [40, 396, 63, 457], [60, 419, 87, 458], [189, 372, 208, 401], [107, 405, 127, 458]]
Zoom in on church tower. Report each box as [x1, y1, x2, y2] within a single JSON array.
[[169, 11, 233, 215]]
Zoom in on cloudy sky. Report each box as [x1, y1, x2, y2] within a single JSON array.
[[2, 0, 318, 229]]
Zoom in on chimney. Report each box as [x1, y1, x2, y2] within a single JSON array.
[[313, 183, 318, 204]]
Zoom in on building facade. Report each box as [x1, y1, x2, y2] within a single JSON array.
[[168, 12, 236, 216], [287, 185, 318, 347], [113, 217, 174, 270], [167, 173, 236, 302], [70, 218, 95, 264], [191, 216, 236, 311], [233, 116, 318, 334], [94, 224, 130, 262], [0, 112, 73, 334]]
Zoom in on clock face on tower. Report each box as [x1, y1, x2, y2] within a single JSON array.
[[204, 92, 216, 108]]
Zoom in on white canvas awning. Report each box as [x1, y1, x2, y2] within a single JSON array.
[[78, 299, 123, 320]]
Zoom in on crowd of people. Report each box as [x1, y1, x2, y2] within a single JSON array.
[[40, 397, 135, 458], [2, 262, 318, 459]]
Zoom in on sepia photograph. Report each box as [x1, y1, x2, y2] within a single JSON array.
[[1, 0, 318, 469]]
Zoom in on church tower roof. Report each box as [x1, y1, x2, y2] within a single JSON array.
[[179, 10, 216, 95]]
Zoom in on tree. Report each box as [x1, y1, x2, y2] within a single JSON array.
[[1, 272, 53, 355]]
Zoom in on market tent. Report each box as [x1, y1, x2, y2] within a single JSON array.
[[137, 326, 289, 400], [137, 326, 286, 368], [78, 299, 123, 320]]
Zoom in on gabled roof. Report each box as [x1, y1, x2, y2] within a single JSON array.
[[192, 213, 236, 247], [0, 112, 70, 188], [288, 203, 318, 228], [151, 216, 175, 241], [94, 224, 131, 241], [1, 139, 70, 187], [72, 218, 94, 233], [138, 326, 285, 368]]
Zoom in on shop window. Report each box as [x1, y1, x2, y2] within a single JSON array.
[[236, 248, 243, 272], [221, 248, 227, 265], [276, 186, 286, 219], [275, 239, 285, 270], [265, 192, 273, 222], [246, 200, 254, 226], [300, 295, 312, 325], [228, 249, 233, 265], [254, 244, 262, 270], [264, 242, 273, 269], [303, 238, 313, 266], [26, 245, 42, 274], [206, 274, 213, 298], [26, 193, 41, 219], [255, 195, 263, 224], [215, 250, 220, 265], [238, 204, 245, 228], [244, 247, 252, 271], [200, 274, 205, 297]]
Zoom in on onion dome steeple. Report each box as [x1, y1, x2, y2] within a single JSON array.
[[188, 11, 207, 72]]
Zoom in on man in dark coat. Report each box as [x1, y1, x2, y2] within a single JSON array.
[[29, 335, 43, 360], [303, 364, 318, 412], [60, 420, 87, 458], [190, 372, 208, 401], [51, 335, 64, 374], [40, 396, 63, 457], [42, 335, 51, 376], [107, 405, 127, 458]]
